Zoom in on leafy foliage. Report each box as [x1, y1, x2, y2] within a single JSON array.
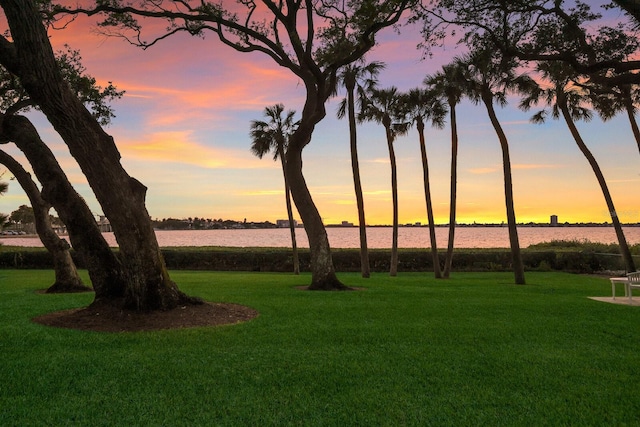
[[249, 104, 298, 162], [0, 45, 123, 124]]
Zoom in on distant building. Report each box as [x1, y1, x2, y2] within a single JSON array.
[[341, 221, 354, 227], [550, 215, 558, 226], [97, 215, 112, 232], [276, 219, 297, 228]]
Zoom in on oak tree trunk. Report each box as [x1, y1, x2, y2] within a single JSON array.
[[1, 114, 124, 297], [286, 116, 346, 290], [0, 149, 89, 293], [0, 1, 196, 310]]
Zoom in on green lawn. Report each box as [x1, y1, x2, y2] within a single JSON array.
[[1, 270, 639, 426]]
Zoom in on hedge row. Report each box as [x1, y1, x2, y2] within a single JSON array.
[[0, 247, 628, 274]]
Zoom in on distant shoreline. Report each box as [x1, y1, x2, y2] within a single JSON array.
[[2, 223, 640, 238]]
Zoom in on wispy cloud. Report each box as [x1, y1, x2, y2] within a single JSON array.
[[117, 130, 264, 169], [469, 167, 499, 174], [241, 190, 284, 196], [513, 163, 561, 170]]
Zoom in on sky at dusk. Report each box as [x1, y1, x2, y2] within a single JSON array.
[[0, 2, 638, 226]]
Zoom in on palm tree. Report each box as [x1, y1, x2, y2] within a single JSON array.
[[399, 88, 446, 278], [359, 86, 410, 276], [336, 60, 385, 279], [457, 50, 531, 285], [250, 104, 300, 275], [521, 61, 636, 273], [589, 83, 640, 157], [425, 63, 466, 278]]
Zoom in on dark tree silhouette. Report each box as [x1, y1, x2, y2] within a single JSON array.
[[0, 1, 198, 310], [359, 86, 410, 277], [521, 60, 636, 273], [55, 0, 417, 290], [336, 60, 385, 279], [424, 63, 466, 278], [399, 88, 446, 278], [457, 50, 532, 285], [426, 0, 640, 86]]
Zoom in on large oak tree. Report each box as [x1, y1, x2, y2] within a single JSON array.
[[0, 0, 197, 310], [55, 0, 416, 290]]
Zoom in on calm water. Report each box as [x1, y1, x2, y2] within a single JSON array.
[[2, 226, 640, 249]]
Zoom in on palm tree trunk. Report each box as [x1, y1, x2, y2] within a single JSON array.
[[623, 95, 640, 156], [560, 98, 636, 272], [347, 86, 371, 278], [443, 104, 458, 278], [483, 95, 526, 285], [417, 118, 441, 278], [278, 147, 300, 275], [384, 116, 399, 277]]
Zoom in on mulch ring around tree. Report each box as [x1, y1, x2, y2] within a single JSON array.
[[32, 301, 259, 333]]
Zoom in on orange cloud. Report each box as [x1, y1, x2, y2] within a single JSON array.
[[116, 130, 264, 169]]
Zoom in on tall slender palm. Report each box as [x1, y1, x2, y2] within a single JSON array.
[[521, 61, 636, 272], [425, 63, 466, 278], [336, 60, 385, 278], [250, 104, 300, 275], [399, 88, 446, 278], [359, 86, 410, 276], [458, 51, 531, 285]]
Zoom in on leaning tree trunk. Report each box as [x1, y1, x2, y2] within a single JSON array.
[[347, 84, 371, 278], [483, 94, 526, 285], [0, 149, 89, 293], [560, 97, 636, 272], [383, 114, 399, 277], [286, 119, 346, 290], [0, 1, 195, 310], [622, 90, 640, 157], [443, 104, 458, 278], [278, 146, 300, 275], [1, 114, 124, 297], [417, 117, 441, 279]]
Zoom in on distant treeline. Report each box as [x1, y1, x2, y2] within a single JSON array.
[[152, 218, 278, 230]]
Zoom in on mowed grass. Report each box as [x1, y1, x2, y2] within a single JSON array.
[[1, 270, 639, 426]]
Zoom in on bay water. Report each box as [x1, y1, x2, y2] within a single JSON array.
[[2, 226, 640, 249]]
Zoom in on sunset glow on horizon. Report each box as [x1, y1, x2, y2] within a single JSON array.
[[0, 3, 638, 227]]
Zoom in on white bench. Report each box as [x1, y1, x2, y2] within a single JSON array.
[[628, 271, 640, 304], [610, 277, 629, 300]]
